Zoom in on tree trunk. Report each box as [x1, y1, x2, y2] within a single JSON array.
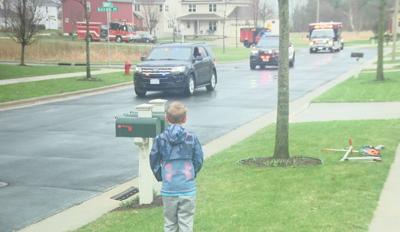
[[376, 0, 385, 81], [273, 0, 290, 159], [20, 43, 26, 66], [348, 3, 355, 31], [84, 0, 91, 79]]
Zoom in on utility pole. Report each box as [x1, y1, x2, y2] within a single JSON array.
[[316, 0, 320, 22], [392, 0, 399, 61]]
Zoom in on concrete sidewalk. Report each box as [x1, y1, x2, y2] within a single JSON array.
[[0, 68, 121, 86]]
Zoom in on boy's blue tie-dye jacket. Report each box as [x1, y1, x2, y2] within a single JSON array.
[[150, 124, 204, 196]]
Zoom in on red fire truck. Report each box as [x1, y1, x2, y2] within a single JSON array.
[[76, 21, 136, 42], [240, 27, 269, 48]]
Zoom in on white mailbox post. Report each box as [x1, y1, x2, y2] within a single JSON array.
[[134, 103, 154, 205]]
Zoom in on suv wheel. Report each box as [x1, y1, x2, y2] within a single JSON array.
[[184, 75, 195, 96], [250, 63, 256, 70], [206, 71, 217, 91], [116, 36, 122, 43], [135, 87, 146, 97]]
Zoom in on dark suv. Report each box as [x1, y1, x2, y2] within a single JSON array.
[[133, 43, 217, 97]]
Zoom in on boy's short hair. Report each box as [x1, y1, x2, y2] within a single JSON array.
[[166, 101, 187, 124]]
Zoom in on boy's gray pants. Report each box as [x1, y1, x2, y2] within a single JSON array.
[[162, 195, 196, 232]]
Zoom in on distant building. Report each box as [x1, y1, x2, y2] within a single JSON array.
[[37, 0, 59, 30], [62, 0, 137, 34], [177, 0, 253, 38], [60, 0, 271, 38]]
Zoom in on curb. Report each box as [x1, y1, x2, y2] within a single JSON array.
[[18, 54, 378, 232]]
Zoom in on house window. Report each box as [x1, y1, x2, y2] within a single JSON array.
[[209, 21, 217, 32], [165, 5, 169, 12], [188, 4, 196, 12], [159, 5, 163, 12], [86, 1, 91, 12], [209, 4, 216, 12], [135, 4, 140, 12]]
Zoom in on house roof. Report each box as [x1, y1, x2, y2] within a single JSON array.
[[178, 13, 222, 21]]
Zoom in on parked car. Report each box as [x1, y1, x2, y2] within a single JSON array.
[[249, 35, 295, 70], [133, 43, 217, 97], [133, 32, 157, 43]]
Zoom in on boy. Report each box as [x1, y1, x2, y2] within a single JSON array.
[[150, 101, 204, 232]]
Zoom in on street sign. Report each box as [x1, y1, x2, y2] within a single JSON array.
[[97, 7, 118, 12], [102, 2, 113, 8]]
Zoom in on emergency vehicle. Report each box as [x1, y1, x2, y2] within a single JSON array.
[[308, 22, 344, 53], [240, 27, 269, 48], [76, 21, 136, 43]]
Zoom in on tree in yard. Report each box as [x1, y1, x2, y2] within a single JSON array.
[[273, 0, 290, 159], [376, 0, 386, 81], [64, 0, 92, 79], [250, 0, 261, 28], [142, 0, 160, 35], [8, 0, 42, 66]]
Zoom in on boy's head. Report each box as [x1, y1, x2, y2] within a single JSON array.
[[166, 101, 187, 124]]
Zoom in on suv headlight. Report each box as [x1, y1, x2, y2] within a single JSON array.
[[135, 66, 142, 72], [171, 66, 186, 73]]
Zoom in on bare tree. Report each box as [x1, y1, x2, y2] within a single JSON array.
[[260, 1, 275, 27], [2, 0, 11, 29], [273, 0, 290, 159], [8, 0, 42, 65], [142, 0, 160, 35], [250, 0, 260, 28]]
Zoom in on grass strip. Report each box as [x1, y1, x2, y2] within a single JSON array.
[[0, 72, 132, 103], [213, 47, 250, 63], [77, 120, 400, 232], [0, 64, 90, 80], [313, 70, 400, 102]]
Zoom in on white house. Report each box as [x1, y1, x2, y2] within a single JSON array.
[[133, 0, 258, 38], [177, 0, 253, 38], [37, 0, 59, 30]]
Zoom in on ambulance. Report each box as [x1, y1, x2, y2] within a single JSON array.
[[308, 22, 344, 53]]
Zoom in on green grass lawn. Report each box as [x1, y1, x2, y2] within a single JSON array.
[[345, 39, 374, 47], [213, 47, 250, 62], [313, 70, 400, 102], [0, 64, 90, 80], [0, 72, 132, 103], [77, 120, 400, 232]]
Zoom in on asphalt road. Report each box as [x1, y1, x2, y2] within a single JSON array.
[[0, 47, 376, 232]]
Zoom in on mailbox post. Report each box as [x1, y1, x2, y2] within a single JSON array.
[[115, 100, 168, 205], [134, 104, 154, 204]]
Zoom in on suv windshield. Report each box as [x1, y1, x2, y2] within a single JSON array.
[[311, 29, 334, 38], [147, 47, 192, 60], [257, 36, 279, 49]]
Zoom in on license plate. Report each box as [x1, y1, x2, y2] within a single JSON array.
[[150, 79, 160, 85], [261, 56, 270, 62]]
